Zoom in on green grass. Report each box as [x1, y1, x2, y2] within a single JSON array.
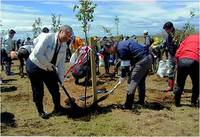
[[0, 60, 199, 136]]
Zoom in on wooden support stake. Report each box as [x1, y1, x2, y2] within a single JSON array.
[[89, 37, 97, 103]]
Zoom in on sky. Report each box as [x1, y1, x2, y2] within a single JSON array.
[[1, 0, 199, 39]]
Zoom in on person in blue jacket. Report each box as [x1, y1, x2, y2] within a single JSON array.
[[104, 39, 153, 109]]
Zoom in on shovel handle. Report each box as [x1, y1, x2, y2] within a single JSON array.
[[54, 70, 74, 103], [108, 82, 121, 94]]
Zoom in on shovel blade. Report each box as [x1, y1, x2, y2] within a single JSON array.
[[92, 94, 109, 105]]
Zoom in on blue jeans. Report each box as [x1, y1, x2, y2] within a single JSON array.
[[167, 54, 176, 79]]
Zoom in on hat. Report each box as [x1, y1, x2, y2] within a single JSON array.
[[143, 30, 148, 34]]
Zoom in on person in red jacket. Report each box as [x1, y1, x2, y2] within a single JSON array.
[[174, 34, 199, 107]]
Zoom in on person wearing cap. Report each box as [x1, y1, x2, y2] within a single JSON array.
[[26, 25, 73, 119], [1, 29, 16, 76], [104, 39, 153, 109], [149, 37, 163, 72], [174, 34, 199, 107], [162, 21, 178, 91], [143, 30, 151, 48]]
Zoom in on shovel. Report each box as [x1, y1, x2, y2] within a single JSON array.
[[54, 70, 108, 112], [79, 81, 121, 101], [53, 69, 81, 110]]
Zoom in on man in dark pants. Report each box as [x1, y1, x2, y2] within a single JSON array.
[[162, 22, 178, 91], [26, 25, 73, 119], [143, 30, 151, 48], [2, 29, 16, 75], [174, 34, 199, 107], [17, 44, 34, 77], [104, 40, 153, 109], [100, 36, 110, 74]]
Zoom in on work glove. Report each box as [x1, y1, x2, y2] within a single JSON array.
[[119, 77, 126, 84], [46, 63, 55, 71]]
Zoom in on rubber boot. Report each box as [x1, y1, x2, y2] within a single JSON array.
[[123, 94, 134, 110], [135, 93, 145, 105], [165, 79, 174, 92], [175, 92, 181, 107]]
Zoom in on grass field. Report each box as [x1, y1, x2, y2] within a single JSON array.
[[0, 60, 199, 136]]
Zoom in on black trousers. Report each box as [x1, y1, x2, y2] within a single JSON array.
[[26, 59, 61, 113], [17, 48, 30, 74], [1, 49, 12, 73], [104, 54, 110, 73], [175, 58, 199, 103]]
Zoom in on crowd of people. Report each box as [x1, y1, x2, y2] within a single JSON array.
[[1, 21, 199, 119]]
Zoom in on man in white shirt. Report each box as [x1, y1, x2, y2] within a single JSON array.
[[1, 29, 16, 75], [26, 25, 73, 119]]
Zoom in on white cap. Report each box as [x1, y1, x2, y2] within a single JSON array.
[[143, 30, 148, 34]]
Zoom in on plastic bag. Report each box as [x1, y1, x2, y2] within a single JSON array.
[[70, 50, 78, 65], [156, 60, 168, 78], [99, 54, 104, 67]]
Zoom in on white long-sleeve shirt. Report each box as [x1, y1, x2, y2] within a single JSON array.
[[2, 35, 15, 53], [29, 32, 67, 84], [33, 32, 48, 45]]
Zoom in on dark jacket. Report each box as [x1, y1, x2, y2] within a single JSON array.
[[117, 40, 149, 65], [164, 29, 178, 56], [144, 35, 151, 48]]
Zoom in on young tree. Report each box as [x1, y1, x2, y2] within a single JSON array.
[[173, 9, 197, 46], [101, 25, 112, 37], [51, 13, 62, 33], [0, 20, 7, 36], [32, 17, 42, 38], [73, 0, 96, 45], [114, 16, 119, 36]]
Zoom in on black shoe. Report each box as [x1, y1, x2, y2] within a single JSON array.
[[135, 100, 145, 105], [51, 106, 67, 116], [20, 73, 24, 78], [123, 94, 134, 110], [39, 112, 49, 119]]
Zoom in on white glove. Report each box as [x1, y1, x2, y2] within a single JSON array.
[[119, 77, 126, 84], [46, 63, 55, 71]]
